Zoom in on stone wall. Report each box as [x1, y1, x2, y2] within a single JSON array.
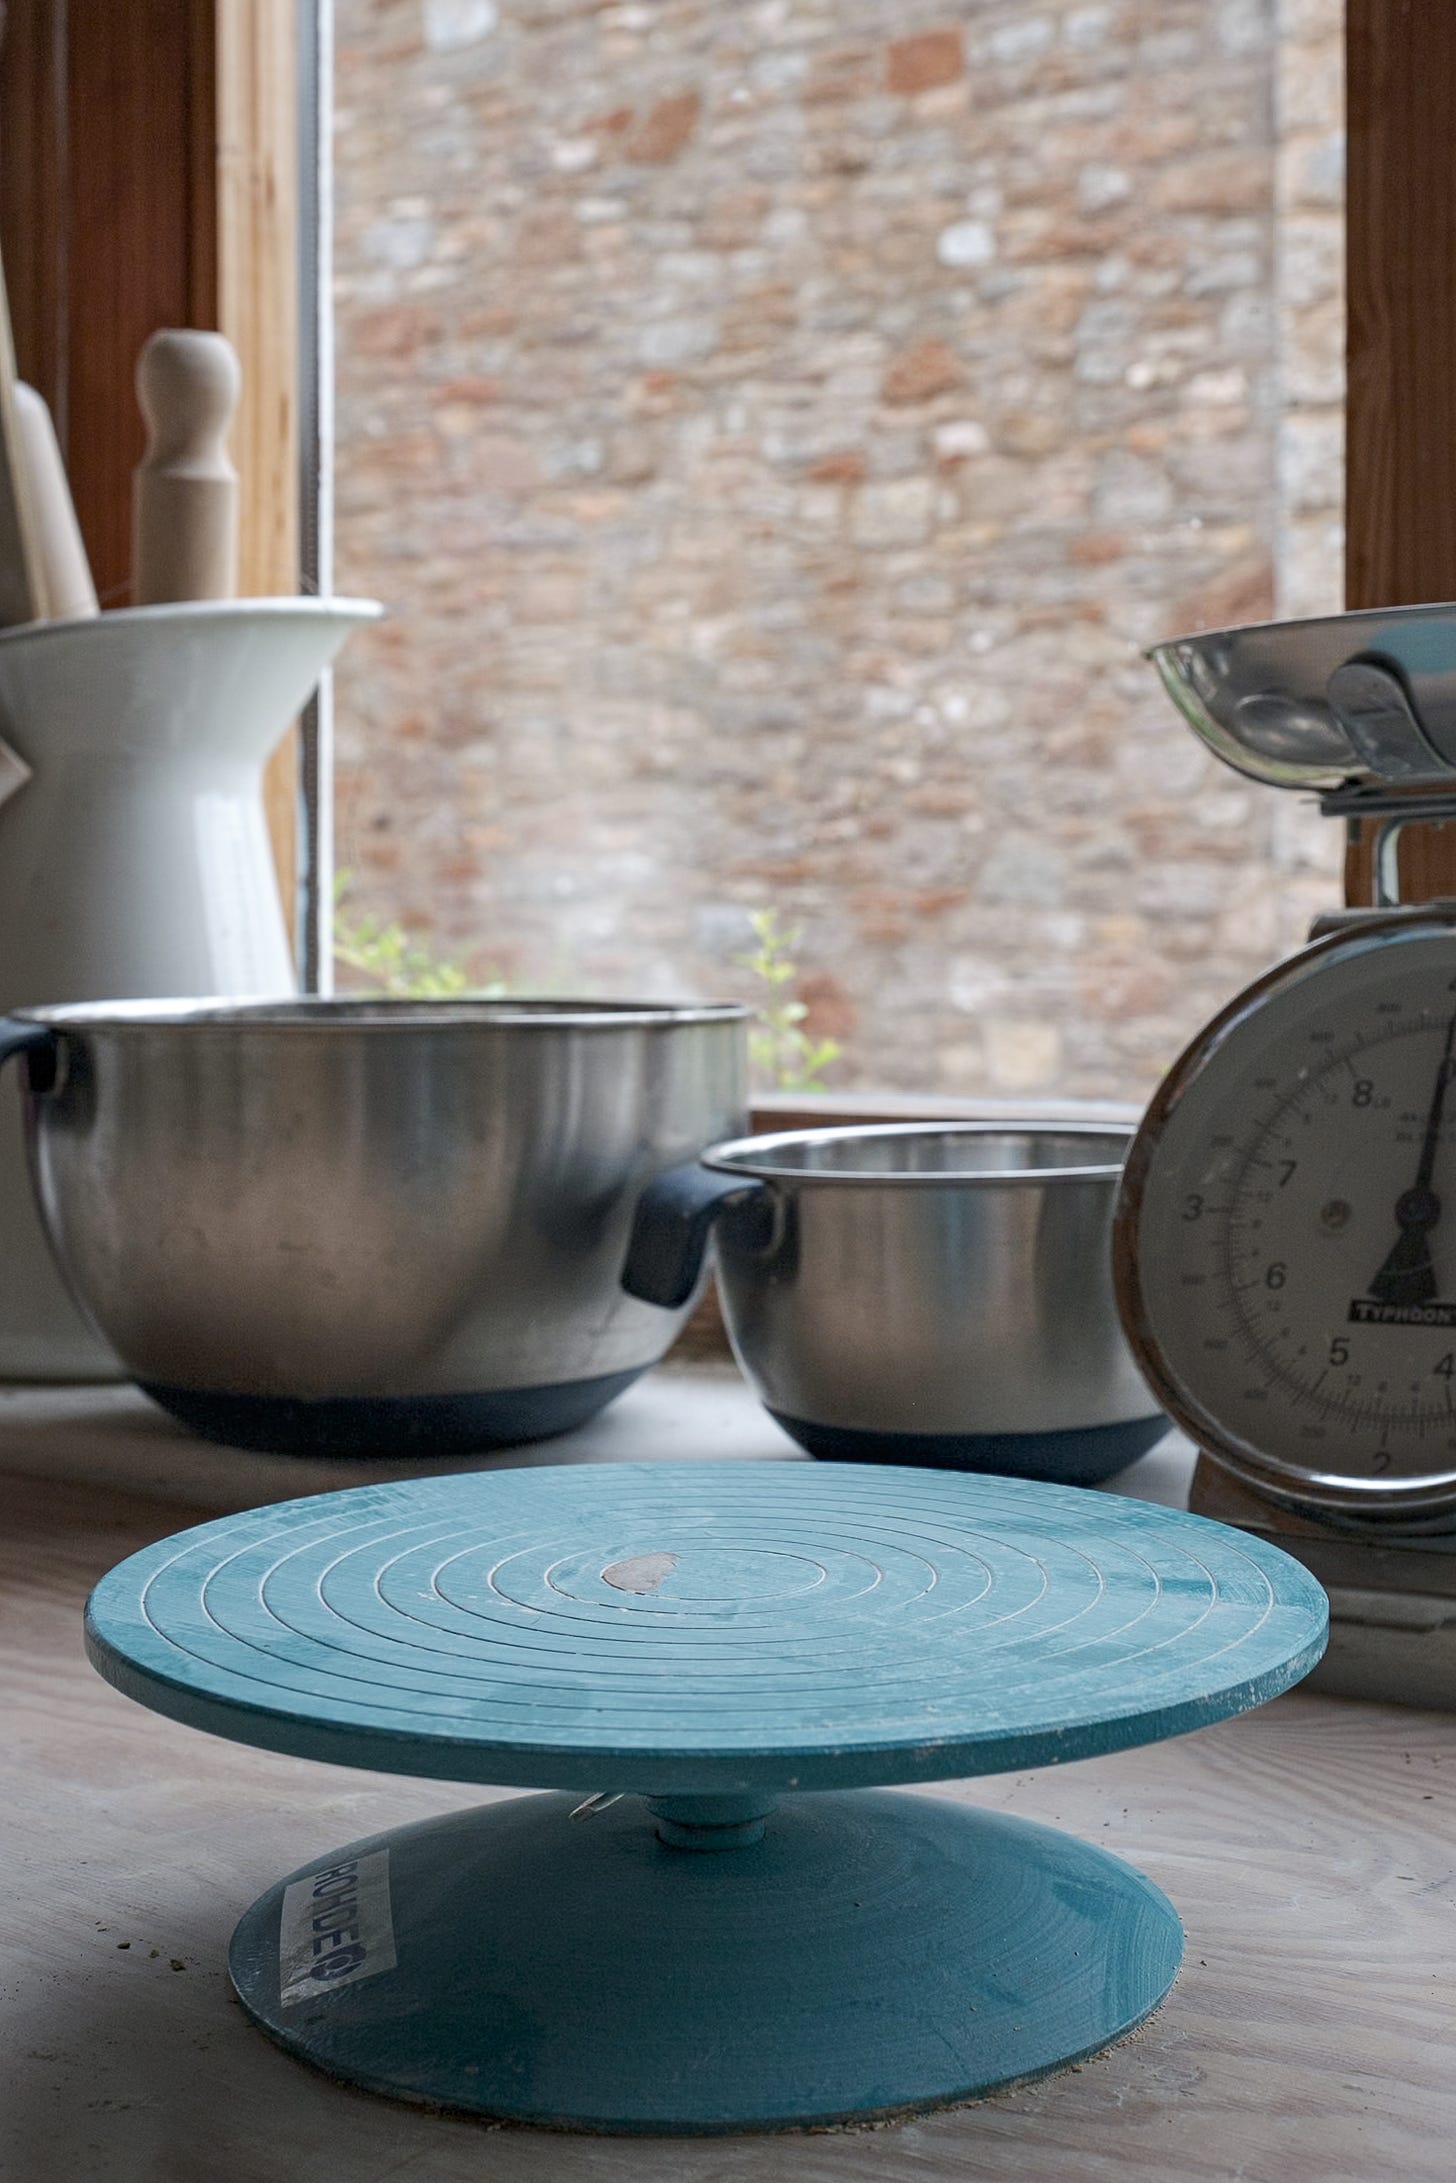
[[332, 0, 1344, 1099]]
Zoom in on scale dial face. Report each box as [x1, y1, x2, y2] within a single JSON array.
[[1116, 914, 1456, 1523]]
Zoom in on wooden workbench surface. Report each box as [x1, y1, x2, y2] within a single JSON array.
[[4, 1445, 1454, 2181]]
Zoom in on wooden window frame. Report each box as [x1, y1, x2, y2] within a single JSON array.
[[1344, 4, 1456, 904]]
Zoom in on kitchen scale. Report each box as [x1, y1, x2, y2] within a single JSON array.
[[1117, 604, 1456, 1706], [84, 1461, 1325, 2132]]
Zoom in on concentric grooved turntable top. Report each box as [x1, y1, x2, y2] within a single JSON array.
[[85, 1460, 1326, 1793]]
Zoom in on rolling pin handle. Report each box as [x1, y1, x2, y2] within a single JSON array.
[[132, 329, 242, 605]]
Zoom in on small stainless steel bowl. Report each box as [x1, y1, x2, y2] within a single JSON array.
[[624, 1122, 1164, 1482], [0, 996, 748, 1455]]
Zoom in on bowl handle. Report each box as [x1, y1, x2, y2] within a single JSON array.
[[0, 1017, 58, 1092], [622, 1162, 767, 1309]]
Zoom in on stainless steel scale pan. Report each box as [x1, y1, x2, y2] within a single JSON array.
[[1150, 601, 1456, 790]]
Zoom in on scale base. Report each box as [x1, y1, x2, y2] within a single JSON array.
[[1189, 1456, 1456, 1709], [229, 1788, 1182, 2134]]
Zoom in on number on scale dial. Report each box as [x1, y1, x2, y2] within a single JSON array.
[[1115, 915, 1456, 1521]]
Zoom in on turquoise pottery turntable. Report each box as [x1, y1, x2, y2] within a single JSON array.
[[84, 1461, 1327, 2133]]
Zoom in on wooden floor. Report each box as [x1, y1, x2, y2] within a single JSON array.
[[5, 1466, 1455, 2183]]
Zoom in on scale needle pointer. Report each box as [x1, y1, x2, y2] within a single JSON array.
[[1366, 1007, 1456, 1307]]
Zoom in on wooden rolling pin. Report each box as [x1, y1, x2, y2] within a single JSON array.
[[12, 385, 98, 620], [132, 329, 241, 604]]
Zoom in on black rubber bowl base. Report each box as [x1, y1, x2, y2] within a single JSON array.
[[769, 1411, 1170, 1486], [141, 1368, 646, 1458]]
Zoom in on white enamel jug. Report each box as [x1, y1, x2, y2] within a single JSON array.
[[0, 597, 380, 1376]]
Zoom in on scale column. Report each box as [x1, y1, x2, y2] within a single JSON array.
[[646, 1793, 779, 1849]]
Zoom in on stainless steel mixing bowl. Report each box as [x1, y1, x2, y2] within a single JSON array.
[[624, 1122, 1164, 1481], [0, 997, 748, 1454]]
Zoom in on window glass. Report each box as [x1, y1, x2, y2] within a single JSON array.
[[332, 0, 1343, 1098]]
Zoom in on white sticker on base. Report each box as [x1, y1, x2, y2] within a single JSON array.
[[277, 1849, 397, 2007]]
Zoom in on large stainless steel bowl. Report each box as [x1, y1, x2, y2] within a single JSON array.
[[624, 1122, 1164, 1482], [0, 997, 748, 1454]]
